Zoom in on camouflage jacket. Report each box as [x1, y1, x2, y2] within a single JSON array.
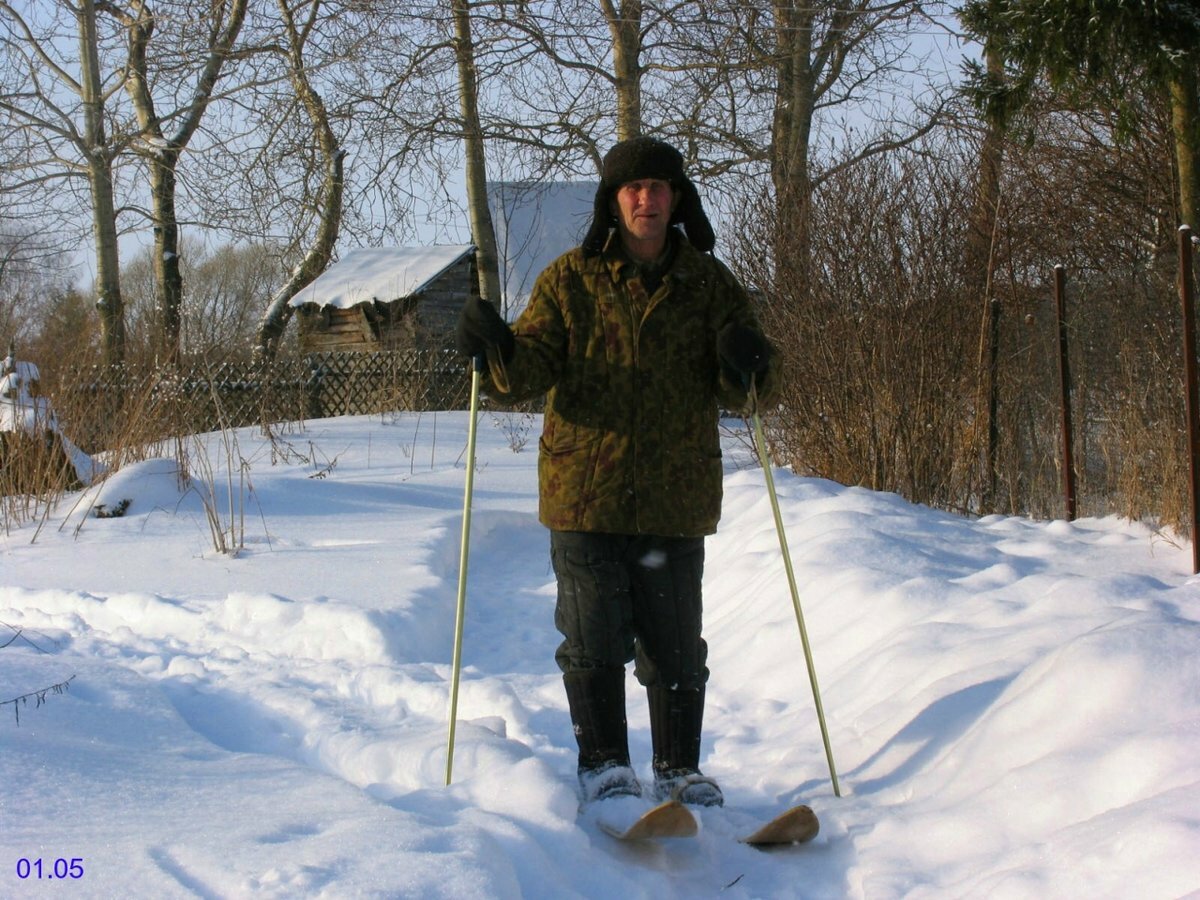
[[485, 234, 779, 537]]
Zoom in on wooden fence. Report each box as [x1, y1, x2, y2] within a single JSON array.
[[52, 350, 475, 453]]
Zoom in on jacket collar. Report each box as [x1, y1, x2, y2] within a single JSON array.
[[596, 229, 700, 284]]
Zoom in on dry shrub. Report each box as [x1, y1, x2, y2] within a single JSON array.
[[729, 99, 1193, 529], [991, 93, 1189, 526], [1083, 259, 1190, 530], [731, 144, 981, 511], [0, 428, 81, 534]]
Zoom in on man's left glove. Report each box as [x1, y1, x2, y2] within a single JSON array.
[[456, 297, 515, 363], [717, 323, 771, 386]]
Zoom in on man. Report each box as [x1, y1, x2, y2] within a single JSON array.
[[456, 136, 778, 808]]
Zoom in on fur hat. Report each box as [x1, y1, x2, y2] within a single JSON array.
[[581, 136, 716, 256]]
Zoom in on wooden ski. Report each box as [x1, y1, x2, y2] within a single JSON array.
[[597, 798, 699, 841], [739, 804, 820, 847]]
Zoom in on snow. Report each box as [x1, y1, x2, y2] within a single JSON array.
[[287, 246, 475, 310], [2, 411, 1198, 898]]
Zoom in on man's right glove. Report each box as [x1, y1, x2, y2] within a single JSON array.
[[717, 323, 771, 387], [456, 297, 515, 363]]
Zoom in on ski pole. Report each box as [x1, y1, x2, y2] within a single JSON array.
[[446, 353, 484, 786], [749, 378, 841, 797]]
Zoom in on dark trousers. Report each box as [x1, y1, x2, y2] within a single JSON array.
[[550, 531, 709, 691]]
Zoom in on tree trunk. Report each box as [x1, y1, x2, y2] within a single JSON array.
[[79, 0, 124, 366], [601, 0, 643, 140], [452, 0, 502, 307], [769, 1, 817, 292], [255, 145, 346, 359], [968, 38, 1007, 514], [122, 0, 249, 365], [255, 0, 345, 359], [146, 151, 184, 364], [1170, 63, 1200, 231]]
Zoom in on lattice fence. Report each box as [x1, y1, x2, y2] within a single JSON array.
[[51, 350, 475, 453]]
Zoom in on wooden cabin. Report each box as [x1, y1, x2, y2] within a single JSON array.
[[289, 245, 478, 353]]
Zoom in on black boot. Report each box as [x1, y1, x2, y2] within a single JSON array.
[[648, 685, 724, 807], [563, 668, 642, 804]]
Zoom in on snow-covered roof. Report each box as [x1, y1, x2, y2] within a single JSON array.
[[288, 246, 474, 310]]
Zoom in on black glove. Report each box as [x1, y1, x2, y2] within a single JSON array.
[[456, 297, 515, 362], [717, 323, 771, 386]]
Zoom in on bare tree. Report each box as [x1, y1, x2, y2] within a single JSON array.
[[115, 0, 250, 365], [0, 228, 72, 351], [980, 88, 1183, 519], [0, 0, 135, 363], [601, 0, 643, 139], [24, 287, 101, 378], [253, 0, 346, 359], [731, 135, 979, 507], [123, 239, 282, 359], [473, 0, 660, 164], [453, 0, 502, 305], [754, 0, 950, 286], [469, 2, 952, 233]]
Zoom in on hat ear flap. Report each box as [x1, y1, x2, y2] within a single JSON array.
[[581, 184, 613, 257], [673, 178, 715, 253]]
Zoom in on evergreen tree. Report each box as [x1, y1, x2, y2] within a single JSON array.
[[961, 0, 1200, 228]]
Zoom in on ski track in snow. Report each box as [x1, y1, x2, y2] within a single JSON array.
[[2, 413, 1199, 898]]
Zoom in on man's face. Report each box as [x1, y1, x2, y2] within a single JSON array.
[[610, 178, 679, 257]]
